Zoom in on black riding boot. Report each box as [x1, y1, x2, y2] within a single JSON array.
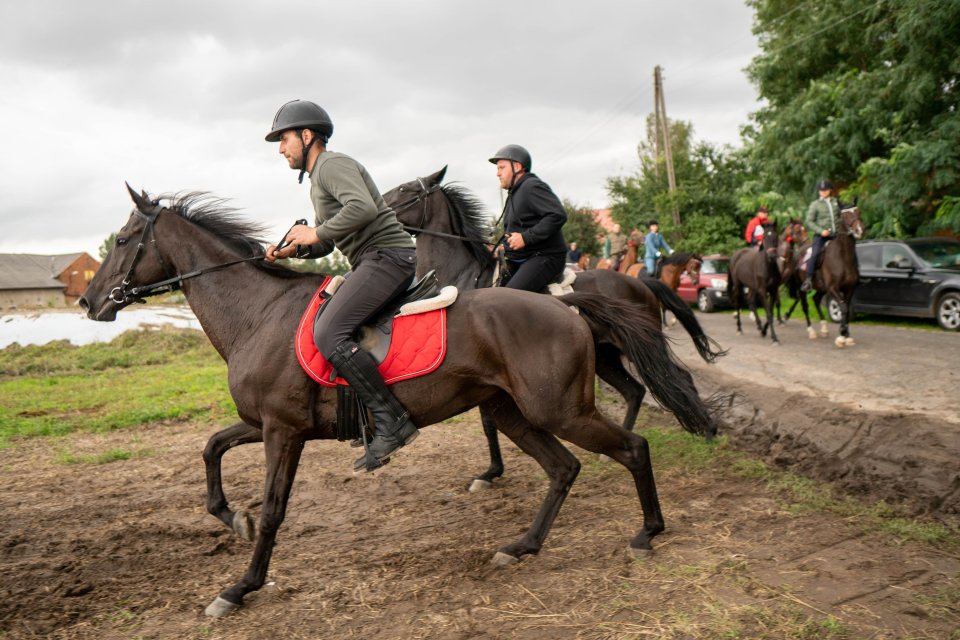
[[800, 273, 813, 292], [328, 341, 419, 473]]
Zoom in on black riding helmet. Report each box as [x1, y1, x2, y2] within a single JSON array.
[[266, 100, 334, 183], [488, 144, 532, 171], [265, 100, 334, 142], [817, 179, 834, 191]]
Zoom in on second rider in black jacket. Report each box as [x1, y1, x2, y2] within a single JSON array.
[[489, 144, 568, 292]]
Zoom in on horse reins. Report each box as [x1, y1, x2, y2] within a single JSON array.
[[393, 179, 491, 246], [109, 204, 264, 305]]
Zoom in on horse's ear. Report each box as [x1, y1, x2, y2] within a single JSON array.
[[429, 165, 448, 185], [125, 182, 152, 211]]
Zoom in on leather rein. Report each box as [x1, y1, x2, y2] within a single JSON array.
[[109, 203, 264, 305], [112, 177, 497, 305]]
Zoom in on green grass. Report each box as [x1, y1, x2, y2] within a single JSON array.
[[708, 291, 941, 332], [0, 328, 235, 447]]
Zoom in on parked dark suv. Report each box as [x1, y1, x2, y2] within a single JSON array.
[[831, 237, 960, 330]]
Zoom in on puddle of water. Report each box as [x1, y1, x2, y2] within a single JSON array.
[[0, 306, 202, 348]]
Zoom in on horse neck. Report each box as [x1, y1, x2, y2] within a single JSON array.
[[154, 214, 285, 359], [419, 197, 493, 290]]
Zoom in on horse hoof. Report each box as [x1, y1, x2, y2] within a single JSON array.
[[772, 341, 781, 346], [834, 336, 846, 348], [468, 479, 493, 493], [844, 337, 856, 346], [491, 551, 520, 567], [232, 510, 255, 542], [627, 545, 653, 560], [807, 328, 817, 340], [204, 596, 240, 618]]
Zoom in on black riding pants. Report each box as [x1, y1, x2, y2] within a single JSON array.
[[500, 254, 566, 293], [313, 247, 417, 358], [807, 235, 830, 275]]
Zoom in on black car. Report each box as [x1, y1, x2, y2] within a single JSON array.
[[828, 237, 960, 330]]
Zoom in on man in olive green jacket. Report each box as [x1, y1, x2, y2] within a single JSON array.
[[265, 99, 419, 473], [801, 179, 839, 292]]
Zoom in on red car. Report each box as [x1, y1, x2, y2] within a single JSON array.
[[676, 254, 731, 312]]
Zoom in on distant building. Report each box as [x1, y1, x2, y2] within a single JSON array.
[[0, 253, 101, 308]]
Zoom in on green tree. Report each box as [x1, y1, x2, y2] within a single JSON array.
[[744, 0, 960, 236], [607, 114, 749, 256], [98, 233, 117, 260], [560, 199, 603, 257]]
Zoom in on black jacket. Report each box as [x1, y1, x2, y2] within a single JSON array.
[[502, 173, 568, 259]]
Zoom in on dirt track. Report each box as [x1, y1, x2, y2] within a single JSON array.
[[2, 317, 960, 638], [672, 312, 960, 516]]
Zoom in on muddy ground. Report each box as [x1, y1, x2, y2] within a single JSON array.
[[3, 312, 960, 639]]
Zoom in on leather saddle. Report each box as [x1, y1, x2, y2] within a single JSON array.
[[321, 269, 443, 363]]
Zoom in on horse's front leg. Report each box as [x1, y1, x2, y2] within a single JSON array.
[[205, 428, 305, 617], [203, 421, 264, 541], [835, 289, 856, 347], [764, 292, 779, 344], [470, 408, 504, 492]]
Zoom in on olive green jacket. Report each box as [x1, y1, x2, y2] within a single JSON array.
[[805, 197, 839, 235], [303, 151, 413, 266]]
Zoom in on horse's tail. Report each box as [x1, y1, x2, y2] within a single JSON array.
[[640, 277, 727, 363], [558, 292, 718, 438]]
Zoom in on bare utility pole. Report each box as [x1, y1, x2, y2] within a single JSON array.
[[653, 65, 681, 230]]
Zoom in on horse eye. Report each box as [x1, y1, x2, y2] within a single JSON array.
[[116, 237, 127, 246]]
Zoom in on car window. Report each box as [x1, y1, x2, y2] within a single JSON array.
[[701, 259, 728, 275], [909, 240, 960, 269], [880, 244, 912, 269], [857, 244, 881, 269]]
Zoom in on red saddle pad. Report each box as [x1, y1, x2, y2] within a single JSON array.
[[295, 280, 447, 387]]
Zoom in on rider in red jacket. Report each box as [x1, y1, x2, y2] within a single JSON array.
[[744, 206, 770, 248]]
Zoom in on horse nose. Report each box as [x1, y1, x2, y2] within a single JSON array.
[[78, 296, 92, 316]]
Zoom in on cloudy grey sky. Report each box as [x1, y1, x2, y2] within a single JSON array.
[[0, 0, 760, 258]]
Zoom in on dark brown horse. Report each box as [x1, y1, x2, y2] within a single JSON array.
[[79, 185, 708, 617], [798, 205, 865, 347], [775, 220, 816, 336], [383, 167, 725, 489], [728, 222, 782, 344]]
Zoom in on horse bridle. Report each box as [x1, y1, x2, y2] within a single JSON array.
[[109, 203, 263, 305], [393, 178, 492, 246]]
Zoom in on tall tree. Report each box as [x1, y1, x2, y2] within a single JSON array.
[[607, 114, 749, 256], [561, 199, 603, 257], [744, 0, 960, 236]]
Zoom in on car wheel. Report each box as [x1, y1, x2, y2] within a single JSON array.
[[825, 295, 843, 323], [697, 289, 715, 313], [937, 292, 960, 331]]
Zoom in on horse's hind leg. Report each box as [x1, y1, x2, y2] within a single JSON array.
[[470, 408, 505, 492], [203, 421, 263, 541], [558, 410, 664, 555], [481, 397, 580, 565], [595, 343, 645, 432]]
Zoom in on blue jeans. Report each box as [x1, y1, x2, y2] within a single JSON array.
[[645, 257, 656, 274]]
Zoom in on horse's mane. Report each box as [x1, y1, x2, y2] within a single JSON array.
[[664, 251, 701, 266], [440, 183, 495, 265], [159, 191, 314, 279]]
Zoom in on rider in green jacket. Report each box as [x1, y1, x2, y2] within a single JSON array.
[[801, 179, 839, 292]]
